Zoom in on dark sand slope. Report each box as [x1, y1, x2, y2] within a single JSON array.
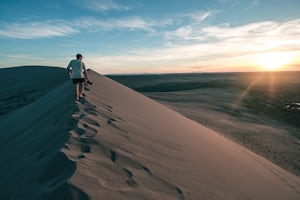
[[63, 70, 300, 199], [0, 66, 68, 116], [0, 80, 76, 199], [0, 68, 300, 199]]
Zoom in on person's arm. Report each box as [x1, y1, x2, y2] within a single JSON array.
[[67, 61, 72, 78], [83, 63, 92, 84], [84, 70, 89, 81]]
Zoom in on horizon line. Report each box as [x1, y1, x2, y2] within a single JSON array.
[[1, 65, 300, 76]]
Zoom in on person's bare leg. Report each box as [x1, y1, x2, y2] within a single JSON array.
[[79, 82, 84, 97], [75, 83, 80, 100]]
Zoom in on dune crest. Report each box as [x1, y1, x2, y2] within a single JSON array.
[[1, 68, 300, 200], [63, 70, 300, 199]]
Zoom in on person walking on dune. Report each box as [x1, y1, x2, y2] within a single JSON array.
[[67, 53, 92, 101]]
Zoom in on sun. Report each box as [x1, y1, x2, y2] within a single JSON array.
[[256, 52, 290, 71]]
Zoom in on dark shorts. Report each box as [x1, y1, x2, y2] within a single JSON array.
[[72, 78, 85, 84]]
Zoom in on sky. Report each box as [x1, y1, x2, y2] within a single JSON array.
[[1, 0, 300, 74]]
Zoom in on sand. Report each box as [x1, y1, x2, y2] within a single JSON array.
[[109, 72, 300, 176], [1, 67, 300, 199]]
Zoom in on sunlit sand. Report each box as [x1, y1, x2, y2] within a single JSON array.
[[0, 67, 299, 199]]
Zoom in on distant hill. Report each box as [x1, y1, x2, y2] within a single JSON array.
[[0, 66, 68, 115]]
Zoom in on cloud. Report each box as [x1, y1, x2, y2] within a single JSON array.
[[164, 10, 215, 42], [0, 15, 157, 39], [182, 10, 214, 22], [83, 0, 130, 12], [1, 54, 44, 61], [165, 18, 300, 51], [87, 18, 300, 73], [0, 9, 212, 40], [201, 19, 300, 51], [76, 16, 155, 32], [1, 3, 299, 73], [0, 20, 78, 39]]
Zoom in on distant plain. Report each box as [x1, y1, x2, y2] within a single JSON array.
[[109, 71, 300, 176]]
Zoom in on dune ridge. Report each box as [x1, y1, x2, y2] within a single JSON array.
[[1, 67, 300, 199], [63, 70, 300, 199]]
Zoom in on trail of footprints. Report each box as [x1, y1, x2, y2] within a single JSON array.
[[66, 97, 185, 199]]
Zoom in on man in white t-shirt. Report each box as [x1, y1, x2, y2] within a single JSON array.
[[67, 54, 91, 101]]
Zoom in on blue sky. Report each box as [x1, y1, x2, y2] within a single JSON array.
[[1, 0, 300, 74]]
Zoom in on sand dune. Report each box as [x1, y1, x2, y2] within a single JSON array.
[[0, 68, 76, 199], [0, 66, 68, 115], [1, 67, 300, 199]]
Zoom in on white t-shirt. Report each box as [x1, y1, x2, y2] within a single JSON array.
[[68, 59, 86, 79]]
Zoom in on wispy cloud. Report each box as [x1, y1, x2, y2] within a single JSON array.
[[76, 16, 156, 32], [182, 10, 215, 22], [0, 9, 212, 40], [201, 19, 300, 52], [164, 10, 215, 42], [88, 18, 300, 73], [2, 54, 43, 60], [165, 18, 300, 51], [0, 20, 78, 39], [0, 15, 157, 39], [1, 3, 299, 73], [83, 0, 131, 12]]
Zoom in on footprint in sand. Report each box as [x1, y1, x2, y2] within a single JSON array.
[[82, 101, 98, 115], [105, 105, 113, 112], [80, 137, 98, 153], [82, 123, 98, 137], [84, 108, 98, 116], [81, 144, 91, 153], [71, 127, 85, 136], [109, 150, 185, 199], [69, 121, 99, 156], [122, 168, 138, 187], [82, 116, 100, 127], [107, 118, 116, 124]]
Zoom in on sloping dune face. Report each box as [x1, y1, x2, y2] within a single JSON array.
[[0, 66, 76, 199], [63, 70, 300, 200], [0, 68, 299, 200]]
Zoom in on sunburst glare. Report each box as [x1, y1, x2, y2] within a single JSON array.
[[256, 52, 291, 71]]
